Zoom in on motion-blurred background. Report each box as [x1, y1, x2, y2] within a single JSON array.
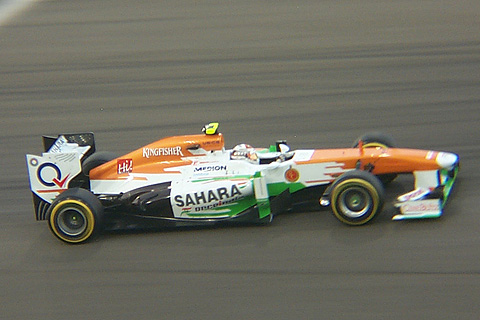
[[1, 1, 479, 319]]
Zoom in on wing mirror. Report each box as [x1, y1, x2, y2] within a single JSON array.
[[276, 140, 290, 153]]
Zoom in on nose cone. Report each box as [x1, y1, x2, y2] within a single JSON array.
[[436, 152, 459, 169]]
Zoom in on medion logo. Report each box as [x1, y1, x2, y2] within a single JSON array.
[[194, 165, 227, 173], [142, 146, 183, 158]]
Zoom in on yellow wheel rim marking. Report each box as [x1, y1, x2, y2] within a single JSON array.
[[362, 142, 388, 149], [331, 178, 380, 225], [49, 199, 95, 243]]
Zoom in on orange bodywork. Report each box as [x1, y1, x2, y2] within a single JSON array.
[[296, 147, 440, 175], [90, 133, 224, 180], [90, 130, 441, 183]]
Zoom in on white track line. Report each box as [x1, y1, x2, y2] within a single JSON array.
[[0, 0, 39, 26]]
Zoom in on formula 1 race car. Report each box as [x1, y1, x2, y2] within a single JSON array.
[[26, 123, 459, 244]]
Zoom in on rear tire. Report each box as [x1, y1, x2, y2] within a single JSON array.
[[46, 188, 104, 244], [330, 170, 385, 226], [82, 151, 117, 176]]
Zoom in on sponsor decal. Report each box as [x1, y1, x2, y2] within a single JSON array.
[[170, 179, 252, 217], [36, 162, 70, 188], [27, 153, 82, 203], [194, 165, 227, 173], [142, 146, 184, 158], [397, 188, 429, 202], [30, 158, 39, 167], [400, 200, 440, 215], [174, 184, 242, 208], [48, 135, 68, 153], [202, 140, 221, 146], [285, 168, 300, 182], [117, 159, 133, 174]]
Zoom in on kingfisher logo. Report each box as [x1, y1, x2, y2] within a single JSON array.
[[143, 146, 184, 158], [36, 163, 70, 188]]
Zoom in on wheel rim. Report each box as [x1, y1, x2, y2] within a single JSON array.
[[49, 199, 96, 243], [338, 186, 373, 218], [56, 207, 88, 236], [362, 142, 388, 149]]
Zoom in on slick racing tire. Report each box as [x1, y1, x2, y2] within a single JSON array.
[[46, 188, 104, 244], [82, 151, 117, 176], [330, 170, 385, 226], [353, 132, 397, 184], [353, 132, 396, 149]]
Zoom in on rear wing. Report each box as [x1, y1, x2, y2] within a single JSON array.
[[26, 133, 96, 220], [42, 133, 96, 155]]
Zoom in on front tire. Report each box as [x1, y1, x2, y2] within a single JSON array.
[[330, 170, 385, 226], [353, 132, 397, 184], [353, 132, 396, 149], [46, 188, 104, 244]]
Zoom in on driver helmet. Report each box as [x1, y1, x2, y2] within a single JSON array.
[[231, 144, 258, 162]]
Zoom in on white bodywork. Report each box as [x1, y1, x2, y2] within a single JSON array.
[[26, 135, 91, 203]]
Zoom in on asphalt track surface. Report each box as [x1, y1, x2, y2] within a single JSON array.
[[1, 1, 480, 319]]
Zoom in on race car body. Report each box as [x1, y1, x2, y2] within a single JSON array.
[[26, 123, 459, 243]]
